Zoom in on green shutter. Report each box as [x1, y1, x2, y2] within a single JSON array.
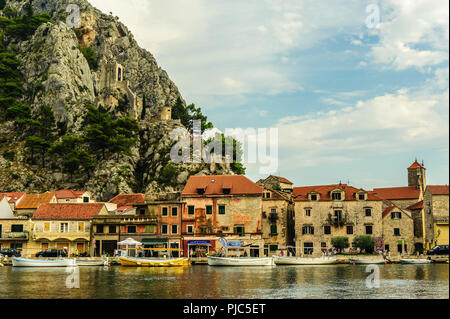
[[145, 225, 155, 234], [188, 206, 195, 215], [219, 205, 225, 215], [270, 225, 277, 234], [162, 207, 168, 216], [11, 225, 23, 232], [206, 206, 213, 215]]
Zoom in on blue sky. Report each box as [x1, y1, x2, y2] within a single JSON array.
[[90, 0, 449, 189]]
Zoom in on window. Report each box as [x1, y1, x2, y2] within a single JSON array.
[[365, 208, 372, 217], [171, 224, 178, 234], [223, 188, 231, 195], [221, 226, 229, 231], [171, 207, 178, 217], [265, 192, 271, 199], [206, 205, 213, 215], [188, 206, 195, 215], [347, 226, 354, 234], [385, 245, 390, 252], [187, 225, 194, 234], [391, 212, 402, 219], [162, 207, 168, 217], [365, 225, 373, 235], [394, 228, 400, 236], [310, 194, 318, 201], [197, 188, 205, 195], [127, 226, 137, 233], [270, 225, 277, 234], [218, 205, 226, 215], [234, 225, 245, 236], [305, 209, 311, 217], [358, 194, 365, 200], [109, 225, 117, 234], [304, 243, 314, 255], [334, 210, 343, 221], [324, 226, 331, 235], [77, 222, 84, 232], [139, 209, 145, 216], [269, 245, 278, 252], [302, 225, 314, 235], [44, 222, 51, 232], [60, 223, 69, 233], [145, 225, 155, 234], [96, 225, 104, 234], [161, 225, 168, 234], [11, 225, 23, 232], [332, 192, 342, 200], [11, 243, 22, 250], [83, 197, 89, 203], [200, 226, 207, 234]]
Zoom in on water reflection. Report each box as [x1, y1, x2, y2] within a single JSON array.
[[0, 264, 448, 299]]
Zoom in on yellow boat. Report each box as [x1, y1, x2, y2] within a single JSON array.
[[119, 256, 190, 267]]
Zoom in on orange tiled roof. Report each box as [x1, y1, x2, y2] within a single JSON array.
[[0, 192, 25, 203], [108, 194, 145, 207], [271, 175, 293, 185], [16, 193, 55, 209], [182, 175, 263, 196], [408, 161, 425, 169], [427, 185, 449, 195], [293, 184, 380, 201], [382, 205, 396, 218], [54, 189, 88, 199], [406, 200, 424, 210], [372, 186, 420, 200], [32, 203, 105, 220]]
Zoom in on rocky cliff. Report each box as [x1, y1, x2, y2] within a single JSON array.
[[0, 0, 232, 200]]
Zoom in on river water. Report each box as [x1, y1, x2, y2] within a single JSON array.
[[0, 264, 448, 299]]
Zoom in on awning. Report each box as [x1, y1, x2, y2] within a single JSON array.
[[187, 240, 211, 245], [142, 238, 168, 244]]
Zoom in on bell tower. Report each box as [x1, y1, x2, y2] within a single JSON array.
[[407, 159, 426, 192]]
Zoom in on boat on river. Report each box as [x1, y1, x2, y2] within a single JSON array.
[[11, 257, 75, 267], [273, 256, 337, 265], [119, 256, 190, 267], [349, 258, 386, 265], [400, 259, 431, 264], [207, 256, 274, 266], [76, 259, 109, 266]]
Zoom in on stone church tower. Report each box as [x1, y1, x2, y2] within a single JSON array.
[[407, 160, 427, 193]]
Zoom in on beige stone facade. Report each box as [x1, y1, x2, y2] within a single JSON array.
[[423, 187, 449, 248], [381, 207, 415, 255], [0, 218, 32, 255]]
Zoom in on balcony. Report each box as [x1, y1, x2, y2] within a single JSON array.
[[0, 231, 29, 240], [327, 214, 347, 227]]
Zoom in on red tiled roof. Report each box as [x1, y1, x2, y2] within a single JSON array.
[[182, 175, 263, 196], [108, 194, 145, 207], [372, 186, 420, 200], [117, 205, 133, 212], [427, 185, 449, 195], [408, 161, 425, 169], [54, 189, 88, 199], [406, 200, 424, 210], [32, 203, 105, 220], [382, 206, 396, 218], [0, 192, 25, 203], [271, 175, 293, 185], [16, 193, 56, 209], [293, 184, 380, 201]]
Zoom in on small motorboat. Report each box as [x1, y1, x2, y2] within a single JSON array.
[[119, 256, 190, 267], [400, 259, 431, 264], [273, 256, 338, 265], [207, 256, 274, 266], [12, 257, 75, 267], [76, 259, 109, 266], [349, 258, 386, 265]]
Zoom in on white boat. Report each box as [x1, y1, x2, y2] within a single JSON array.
[[400, 259, 431, 264], [12, 257, 76, 267], [273, 256, 338, 265], [76, 259, 108, 266], [207, 256, 274, 266], [349, 258, 386, 265]]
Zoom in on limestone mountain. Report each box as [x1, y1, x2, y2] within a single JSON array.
[[0, 0, 234, 200]]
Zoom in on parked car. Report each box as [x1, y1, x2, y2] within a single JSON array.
[[35, 249, 68, 258], [426, 245, 449, 255], [0, 248, 22, 257]]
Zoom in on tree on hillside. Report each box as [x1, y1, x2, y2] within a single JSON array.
[[171, 97, 213, 132]]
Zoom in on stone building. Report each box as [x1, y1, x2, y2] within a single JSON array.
[[261, 188, 295, 256], [181, 175, 265, 257], [257, 175, 294, 193], [423, 185, 449, 248], [0, 197, 31, 254], [381, 205, 415, 255], [293, 184, 383, 256], [54, 190, 94, 204], [31, 203, 107, 257]]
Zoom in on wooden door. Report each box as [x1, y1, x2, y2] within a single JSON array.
[[41, 243, 49, 250], [76, 243, 85, 253]]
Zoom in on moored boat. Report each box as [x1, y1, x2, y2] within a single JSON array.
[[349, 258, 386, 265], [400, 259, 431, 264], [273, 256, 337, 265], [119, 256, 190, 267], [207, 256, 274, 266], [76, 259, 109, 266], [11, 257, 75, 267]]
